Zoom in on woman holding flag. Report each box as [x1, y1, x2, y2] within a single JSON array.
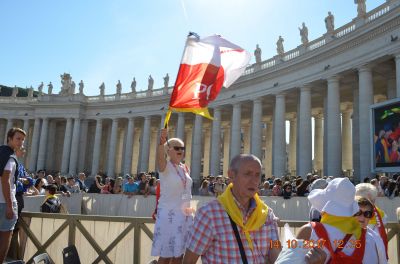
[[151, 128, 193, 264]]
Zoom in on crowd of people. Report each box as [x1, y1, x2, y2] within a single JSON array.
[[199, 172, 400, 200], [1, 126, 399, 263]]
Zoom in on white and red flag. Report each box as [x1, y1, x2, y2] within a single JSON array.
[[164, 33, 251, 126]]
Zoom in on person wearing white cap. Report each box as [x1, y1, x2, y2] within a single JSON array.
[[355, 183, 388, 260], [296, 177, 386, 264]]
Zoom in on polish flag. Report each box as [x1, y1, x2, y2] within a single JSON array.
[[165, 34, 251, 125]]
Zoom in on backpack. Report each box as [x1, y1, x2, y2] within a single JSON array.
[[41, 197, 61, 213]]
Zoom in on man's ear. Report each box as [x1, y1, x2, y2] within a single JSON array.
[[227, 169, 235, 180]]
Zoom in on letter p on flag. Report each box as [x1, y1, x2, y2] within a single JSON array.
[[164, 33, 251, 127]]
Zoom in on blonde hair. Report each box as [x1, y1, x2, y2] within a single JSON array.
[[355, 183, 378, 203], [163, 137, 184, 154]]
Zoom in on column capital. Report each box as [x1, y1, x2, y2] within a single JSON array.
[[358, 64, 372, 73], [212, 106, 221, 113], [232, 102, 241, 108], [144, 115, 151, 121], [312, 108, 324, 118], [253, 98, 262, 104], [340, 102, 353, 112], [275, 93, 285, 99], [327, 75, 340, 84], [300, 85, 312, 92], [393, 53, 400, 60], [286, 112, 297, 120], [128, 116, 135, 122]]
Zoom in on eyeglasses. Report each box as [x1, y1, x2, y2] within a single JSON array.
[[173, 146, 185, 151], [354, 210, 374, 218]]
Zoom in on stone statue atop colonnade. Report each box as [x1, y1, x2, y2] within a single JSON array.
[[59, 73, 76, 96]]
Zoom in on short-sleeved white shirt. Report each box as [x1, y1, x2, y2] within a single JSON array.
[[0, 158, 17, 203]]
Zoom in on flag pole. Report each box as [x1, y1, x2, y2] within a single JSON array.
[[164, 32, 200, 129]]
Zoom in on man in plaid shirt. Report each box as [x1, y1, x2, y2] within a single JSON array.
[[183, 154, 281, 264]]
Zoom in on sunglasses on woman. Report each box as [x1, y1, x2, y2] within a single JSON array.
[[354, 210, 374, 218], [173, 146, 185, 151]]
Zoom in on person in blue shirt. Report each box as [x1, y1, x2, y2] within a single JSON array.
[[123, 176, 139, 198]]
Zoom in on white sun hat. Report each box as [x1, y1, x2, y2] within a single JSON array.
[[308, 177, 359, 217]]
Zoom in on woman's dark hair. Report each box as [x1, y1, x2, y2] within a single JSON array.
[[47, 184, 57, 195], [386, 180, 397, 197], [296, 180, 310, 197], [149, 177, 156, 186], [34, 178, 43, 188]]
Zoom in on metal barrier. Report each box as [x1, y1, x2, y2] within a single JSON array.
[[18, 212, 400, 264]]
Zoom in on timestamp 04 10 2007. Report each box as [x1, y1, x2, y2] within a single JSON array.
[[269, 239, 362, 249]]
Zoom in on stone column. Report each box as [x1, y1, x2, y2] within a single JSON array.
[[210, 107, 221, 177], [273, 94, 286, 176], [314, 114, 324, 173], [288, 118, 297, 174], [4, 118, 13, 144], [203, 128, 211, 177], [251, 98, 262, 159], [264, 122, 273, 176], [342, 111, 353, 171], [61, 118, 73, 174], [36, 118, 49, 170], [395, 54, 400, 97], [22, 119, 30, 165], [297, 86, 312, 177], [325, 77, 342, 177], [131, 128, 141, 174], [176, 112, 185, 140], [29, 118, 41, 172], [185, 127, 192, 168], [46, 120, 56, 171], [91, 119, 103, 175], [358, 66, 373, 180], [352, 86, 360, 181], [154, 116, 165, 171], [223, 126, 230, 175], [387, 77, 396, 99], [0, 121, 5, 147], [230, 103, 241, 160], [243, 125, 251, 154], [123, 117, 135, 175], [139, 116, 151, 172], [107, 118, 119, 177], [191, 115, 203, 187], [78, 120, 89, 172], [69, 118, 81, 176], [149, 128, 158, 172]]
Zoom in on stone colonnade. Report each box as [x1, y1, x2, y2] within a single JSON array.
[[1, 54, 400, 186]]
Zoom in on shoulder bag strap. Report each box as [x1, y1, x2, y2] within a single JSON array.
[[228, 215, 248, 264]]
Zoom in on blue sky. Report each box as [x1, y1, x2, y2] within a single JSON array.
[[0, 0, 382, 96]]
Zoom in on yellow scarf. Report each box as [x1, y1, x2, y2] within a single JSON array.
[[45, 194, 57, 200], [217, 183, 268, 250], [370, 206, 384, 225], [321, 212, 362, 239]]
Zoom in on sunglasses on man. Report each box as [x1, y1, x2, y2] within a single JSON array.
[[172, 146, 185, 151], [354, 210, 374, 218]]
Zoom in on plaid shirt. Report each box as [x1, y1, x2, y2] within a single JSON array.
[[186, 198, 279, 264]]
